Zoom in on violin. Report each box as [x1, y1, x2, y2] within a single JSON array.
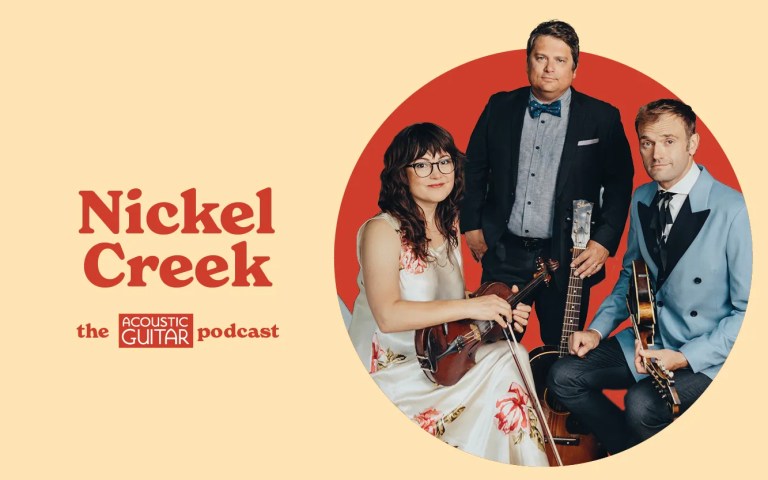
[[415, 258, 558, 387]]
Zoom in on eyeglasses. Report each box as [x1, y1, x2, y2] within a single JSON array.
[[405, 158, 455, 178]]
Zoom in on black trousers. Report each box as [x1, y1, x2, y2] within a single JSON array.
[[481, 233, 590, 346], [546, 337, 712, 454]]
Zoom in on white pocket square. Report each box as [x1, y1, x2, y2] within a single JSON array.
[[577, 138, 600, 146]]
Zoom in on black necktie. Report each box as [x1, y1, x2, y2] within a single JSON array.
[[653, 190, 676, 269]]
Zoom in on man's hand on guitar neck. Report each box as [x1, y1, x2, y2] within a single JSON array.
[[634, 340, 690, 374], [571, 240, 609, 279], [568, 330, 602, 358]]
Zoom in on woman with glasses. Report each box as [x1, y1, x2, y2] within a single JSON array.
[[347, 123, 548, 465]]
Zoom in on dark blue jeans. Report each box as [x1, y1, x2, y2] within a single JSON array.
[[546, 337, 712, 453]]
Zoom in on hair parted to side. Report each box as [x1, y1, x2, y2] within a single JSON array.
[[526, 19, 580, 70], [635, 99, 697, 138], [378, 123, 465, 263]]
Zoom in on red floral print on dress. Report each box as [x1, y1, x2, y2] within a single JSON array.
[[412, 406, 465, 439], [370, 334, 382, 373], [495, 382, 531, 435], [399, 238, 427, 274], [414, 407, 442, 437], [369, 333, 406, 373]]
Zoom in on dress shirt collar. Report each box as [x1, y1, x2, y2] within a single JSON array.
[[530, 87, 572, 106], [659, 162, 700, 195]]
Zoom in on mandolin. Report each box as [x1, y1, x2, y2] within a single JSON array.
[[627, 259, 681, 417]]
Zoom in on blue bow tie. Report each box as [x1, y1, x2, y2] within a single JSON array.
[[529, 99, 561, 118]]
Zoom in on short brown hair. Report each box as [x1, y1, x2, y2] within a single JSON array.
[[635, 99, 697, 138], [526, 20, 579, 70]]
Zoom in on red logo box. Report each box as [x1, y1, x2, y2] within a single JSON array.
[[119, 314, 194, 348]]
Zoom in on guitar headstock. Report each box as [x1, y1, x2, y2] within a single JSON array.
[[571, 200, 594, 249], [647, 359, 682, 417]]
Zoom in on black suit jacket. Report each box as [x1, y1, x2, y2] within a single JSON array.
[[460, 87, 634, 289]]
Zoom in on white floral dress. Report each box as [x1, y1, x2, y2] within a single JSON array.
[[348, 213, 549, 465]]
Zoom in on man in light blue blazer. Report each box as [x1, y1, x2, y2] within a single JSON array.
[[547, 99, 751, 454]]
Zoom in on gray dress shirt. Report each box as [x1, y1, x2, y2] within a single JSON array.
[[507, 88, 572, 239]]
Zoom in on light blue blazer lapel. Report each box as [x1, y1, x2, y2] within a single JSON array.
[[659, 165, 712, 291]]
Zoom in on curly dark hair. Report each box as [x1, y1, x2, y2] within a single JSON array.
[[378, 123, 466, 262]]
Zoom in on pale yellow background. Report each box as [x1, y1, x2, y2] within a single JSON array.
[[1, 1, 764, 478]]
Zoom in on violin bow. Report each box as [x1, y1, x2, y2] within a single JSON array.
[[502, 325, 563, 467]]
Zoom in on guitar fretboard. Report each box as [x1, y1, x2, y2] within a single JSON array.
[[559, 247, 584, 357]]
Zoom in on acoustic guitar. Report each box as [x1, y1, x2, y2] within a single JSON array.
[[529, 199, 606, 465]]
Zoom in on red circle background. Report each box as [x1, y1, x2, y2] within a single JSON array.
[[334, 51, 740, 407]]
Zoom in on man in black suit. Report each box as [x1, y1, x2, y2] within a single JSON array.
[[460, 20, 634, 345]]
